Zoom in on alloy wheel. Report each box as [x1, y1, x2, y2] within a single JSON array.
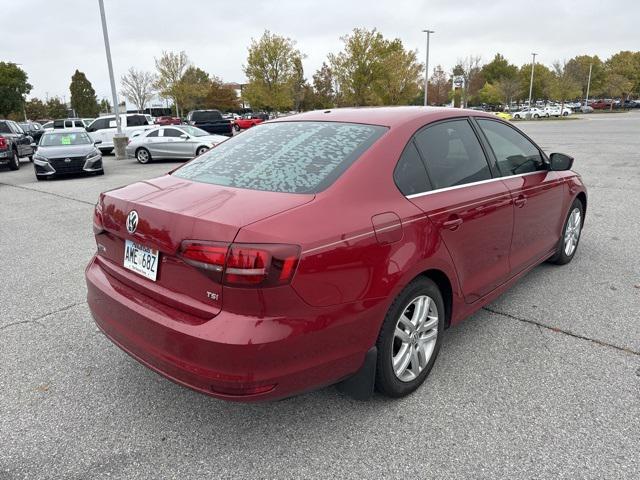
[[564, 208, 581, 256], [137, 149, 149, 163], [392, 295, 439, 382]]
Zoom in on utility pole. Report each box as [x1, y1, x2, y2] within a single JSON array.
[[98, 0, 128, 159], [422, 29, 434, 106], [527, 52, 537, 119], [585, 62, 593, 110]]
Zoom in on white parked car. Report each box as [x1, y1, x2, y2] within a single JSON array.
[[86, 114, 152, 154], [125, 125, 229, 164], [511, 107, 545, 119], [543, 106, 573, 117], [42, 118, 87, 132]]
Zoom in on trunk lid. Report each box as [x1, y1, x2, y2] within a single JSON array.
[[96, 174, 313, 319]]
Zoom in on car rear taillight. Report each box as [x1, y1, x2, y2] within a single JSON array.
[[180, 241, 300, 287], [93, 200, 104, 235], [0, 136, 7, 150]]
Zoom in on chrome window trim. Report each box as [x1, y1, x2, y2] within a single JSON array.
[[406, 171, 546, 199]]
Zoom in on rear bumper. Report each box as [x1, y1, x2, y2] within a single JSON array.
[[85, 255, 382, 402]]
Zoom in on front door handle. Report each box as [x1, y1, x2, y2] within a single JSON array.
[[442, 217, 463, 231], [514, 195, 527, 208]]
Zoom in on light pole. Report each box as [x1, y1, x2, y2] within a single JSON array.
[[422, 29, 434, 106], [98, 0, 128, 159], [584, 62, 593, 110], [527, 52, 537, 119]]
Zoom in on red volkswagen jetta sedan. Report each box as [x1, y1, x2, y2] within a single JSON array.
[[86, 107, 586, 401]]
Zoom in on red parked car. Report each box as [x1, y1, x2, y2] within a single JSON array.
[[86, 107, 587, 402], [590, 100, 612, 110], [155, 116, 182, 126], [233, 113, 268, 131]]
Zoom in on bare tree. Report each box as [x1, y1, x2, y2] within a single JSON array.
[[495, 77, 521, 108], [154, 51, 190, 117], [454, 55, 483, 107], [120, 68, 157, 112]]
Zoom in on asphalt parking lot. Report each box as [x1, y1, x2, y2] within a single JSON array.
[[1, 113, 639, 479]]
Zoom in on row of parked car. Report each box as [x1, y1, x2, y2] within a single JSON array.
[[0, 109, 273, 180]]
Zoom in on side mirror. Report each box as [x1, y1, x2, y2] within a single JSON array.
[[549, 152, 574, 171], [180, 134, 189, 140], [94, 140, 102, 145]]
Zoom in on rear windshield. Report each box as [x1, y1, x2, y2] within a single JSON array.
[[190, 110, 222, 122], [174, 121, 387, 193]]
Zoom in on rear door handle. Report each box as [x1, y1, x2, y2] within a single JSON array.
[[442, 218, 463, 231], [514, 195, 527, 208]]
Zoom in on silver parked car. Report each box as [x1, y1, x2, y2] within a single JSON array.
[[126, 125, 229, 164]]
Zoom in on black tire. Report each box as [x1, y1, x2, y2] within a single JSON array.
[[28, 156, 34, 162], [514, 114, 521, 119], [233, 124, 240, 132], [99, 148, 113, 155], [562, 111, 569, 117], [196, 146, 209, 157], [549, 198, 584, 265], [375, 277, 445, 398], [534, 113, 540, 119], [8, 150, 20, 170], [135, 148, 151, 164]]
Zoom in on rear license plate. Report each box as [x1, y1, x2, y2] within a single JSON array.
[[123, 239, 159, 281]]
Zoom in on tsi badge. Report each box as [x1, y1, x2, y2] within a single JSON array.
[[207, 291, 219, 301], [126, 210, 139, 234]]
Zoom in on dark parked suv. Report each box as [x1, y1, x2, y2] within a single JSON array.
[[0, 120, 35, 171], [186, 110, 233, 136]]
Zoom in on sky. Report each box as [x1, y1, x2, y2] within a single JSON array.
[[3, 0, 638, 104]]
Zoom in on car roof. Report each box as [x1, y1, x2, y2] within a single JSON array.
[[269, 106, 495, 129]]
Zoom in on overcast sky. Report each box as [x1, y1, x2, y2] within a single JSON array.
[[4, 0, 638, 104]]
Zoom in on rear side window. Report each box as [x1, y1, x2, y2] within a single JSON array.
[[174, 121, 387, 194], [53, 120, 65, 129], [127, 115, 147, 127], [163, 128, 183, 137], [476, 119, 545, 176], [394, 142, 431, 195], [0, 122, 11, 133], [147, 129, 159, 137], [414, 119, 491, 189], [190, 110, 222, 122]]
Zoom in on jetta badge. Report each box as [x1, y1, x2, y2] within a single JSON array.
[[126, 210, 139, 234]]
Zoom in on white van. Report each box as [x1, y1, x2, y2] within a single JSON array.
[[86, 114, 152, 154]]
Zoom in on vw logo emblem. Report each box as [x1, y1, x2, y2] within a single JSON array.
[[64, 158, 71, 163], [126, 210, 139, 234]]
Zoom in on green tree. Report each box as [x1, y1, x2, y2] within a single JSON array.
[[518, 63, 554, 103], [99, 98, 112, 114], [312, 62, 335, 109], [69, 70, 99, 117], [603, 73, 633, 110], [566, 55, 605, 99], [481, 53, 518, 84], [204, 77, 240, 111], [0, 62, 32, 118], [291, 57, 307, 112], [179, 66, 211, 112], [155, 50, 190, 117], [605, 51, 640, 95], [243, 30, 304, 112], [551, 61, 582, 113], [478, 82, 502, 105], [120, 68, 156, 111], [46, 97, 68, 118], [373, 39, 422, 105], [328, 28, 387, 106], [25, 98, 48, 120]]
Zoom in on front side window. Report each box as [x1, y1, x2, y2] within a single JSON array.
[[0, 122, 11, 133], [174, 121, 387, 194], [414, 119, 491, 189], [477, 119, 545, 176], [394, 142, 431, 196]]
